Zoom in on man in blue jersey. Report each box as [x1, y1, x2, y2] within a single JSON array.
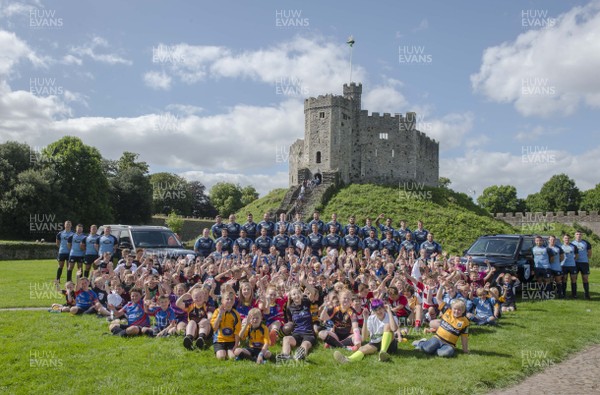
[[380, 231, 399, 258], [257, 212, 275, 238], [234, 229, 253, 255], [375, 214, 396, 240], [290, 225, 309, 255], [413, 221, 429, 249], [225, 214, 241, 240], [67, 224, 87, 282], [343, 215, 360, 237], [96, 226, 118, 263], [215, 228, 234, 254], [547, 235, 565, 299], [420, 233, 442, 261], [290, 213, 307, 235], [363, 230, 381, 255], [360, 217, 378, 240], [532, 235, 556, 296], [272, 225, 291, 257], [308, 211, 325, 235], [194, 228, 215, 258], [254, 228, 273, 254], [400, 232, 418, 259], [83, 225, 100, 279], [275, 213, 290, 235], [396, 220, 412, 243], [572, 231, 592, 299], [323, 225, 343, 252], [307, 223, 325, 257], [211, 215, 226, 239], [343, 226, 363, 253], [560, 234, 579, 298], [242, 213, 258, 241], [55, 220, 74, 287], [326, 213, 343, 236]]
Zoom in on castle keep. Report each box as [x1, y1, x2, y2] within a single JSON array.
[[289, 83, 439, 187]]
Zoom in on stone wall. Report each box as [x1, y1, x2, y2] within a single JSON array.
[[494, 211, 600, 236]]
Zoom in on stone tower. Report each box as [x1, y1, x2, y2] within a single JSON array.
[[289, 83, 438, 187]]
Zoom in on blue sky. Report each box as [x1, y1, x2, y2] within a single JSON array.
[[1, 0, 599, 199]]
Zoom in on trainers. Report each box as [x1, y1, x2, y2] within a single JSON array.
[[585, 294, 591, 300], [412, 338, 427, 348], [195, 336, 205, 349], [333, 351, 349, 364], [379, 351, 390, 362], [294, 346, 306, 361], [54, 280, 60, 291], [183, 336, 195, 351], [275, 354, 291, 364]]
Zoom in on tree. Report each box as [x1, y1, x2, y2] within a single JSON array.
[[107, 152, 152, 224], [538, 174, 581, 212], [580, 184, 600, 212], [150, 173, 192, 215], [525, 192, 547, 212], [0, 141, 32, 194], [41, 136, 113, 226], [209, 182, 244, 216], [477, 185, 520, 213], [165, 210, 184, 235], [241, 185, 259, 207], [188, 181, 217, 218], [438, 177, 452, 189]]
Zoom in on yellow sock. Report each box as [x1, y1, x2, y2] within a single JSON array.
[[380, 331, 393, 353], [348, 350, 364, 362]]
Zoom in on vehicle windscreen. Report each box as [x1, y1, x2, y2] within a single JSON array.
[[467, 238, 519, 256], [131, 230, 182, 248]]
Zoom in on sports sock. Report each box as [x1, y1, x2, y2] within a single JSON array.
[[571, 283, 577, 297], [583, 282, 590, 295], [67, 269, 73, 282], [56, 267, 63, 281], [348, 350, 364, 362], [415, 320, 421, 328], [381, 331, 393, 353]]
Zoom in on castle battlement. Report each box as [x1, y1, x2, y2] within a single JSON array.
[[290, 82, 439, 188]]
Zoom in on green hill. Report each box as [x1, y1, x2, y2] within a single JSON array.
[[235, 188, 287, 219]]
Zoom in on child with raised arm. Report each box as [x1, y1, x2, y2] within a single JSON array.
[[109, 288, 152, 337], [50, 281, 75, 312], [210, 291, 241, 360], [145, 294, 177, 337], [234, 308, 271, 363], [178, 286, 213, 350], [334, 298, 398, 363], [280, 287, 316, 361], [318, 289, 360, 350]]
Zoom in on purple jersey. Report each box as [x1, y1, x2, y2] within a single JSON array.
[[122, 301, 150, 327]]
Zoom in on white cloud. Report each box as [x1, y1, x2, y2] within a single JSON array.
[[362, 80, 408, 114], [471, 1, 600, 117], [143, 71, 171, 90], [69, 35, 132, 66], [149, 36, 367, 95], [425, 112, 475, 150], [0, 29, 47, 75], [442, 146, 600, 199]]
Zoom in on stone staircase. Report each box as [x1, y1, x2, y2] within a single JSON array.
[[276, 171, 342, 221]]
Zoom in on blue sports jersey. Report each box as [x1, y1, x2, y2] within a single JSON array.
[[401, 240, 418, 254], [148, 306, 176, 330], [215, 236, 234, 253], [68, 232, 87, 257], [241, 221, 258, 240], [75, 289, 98, 309], [97, 234, 117, 255], [85, 234, 100, 256], [548, 245, 562, 271], [560, 243, 578, 267], [363, 237, 381, 252], [225, 222, 241, 240], [211, 223, 226, 239], [343, 234, 362, 251], [471, 297, 494, 318], [254, 236, 272, 254], [257, 221, 275, 237], [123, 301, 150, 327], [194, 237, 215, 257], [56, 230, 74, 254], [396, 228, 412, 242], [272, 234, 290, 253], [308, 219, 325, 234], [275, 221, 290, 235], [343, 224, 360, 236], [420, 241, 442, 259], [325, 221, 342, 235], [290, 221, 307, 235], [307, 233, 324, 255], [234, 237, 253, 253], [324, 233, 343, 250], [572, 239, 591, 263], [290, 234, 308, 250], [413, 228, 428, 246], [381, 238, 399, 255], [378, 224, 396, 239], [532, 246, 554, 269], [360, 225, 378, 239]]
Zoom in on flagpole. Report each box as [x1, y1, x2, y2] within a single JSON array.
[[347, 35, 355, 83]]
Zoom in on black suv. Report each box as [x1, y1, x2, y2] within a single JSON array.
[[98, 225, 196, 262], [462, 234, 545, 282]]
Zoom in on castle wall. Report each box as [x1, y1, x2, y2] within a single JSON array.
[[494, 211, 600, 237]]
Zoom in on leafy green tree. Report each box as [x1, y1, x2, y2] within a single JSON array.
[[209, 182, 244, 216], [438, 177, 452, 189], [188, 181, 216, 218], [0, 141, 32, 193], [525, 192, 547, 212], [107, 152, 152, 224], [241, 185, 259, 207], [41, 136, 113, 226], [165, 210, 184, 235], [150, 173, 192, 215], [580, 184, 600, 212], [477, 185, 519, 213], [538, 174, 581, 212]]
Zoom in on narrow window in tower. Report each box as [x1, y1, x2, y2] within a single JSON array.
[[316, 151, 321, 163], [319, 112, 325, 118], [392, 149, 395, 158], [379, 133, 388, 140], [375, 149, 378, 157]]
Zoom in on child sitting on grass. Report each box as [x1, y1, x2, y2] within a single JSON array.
[[70, 277, 110, 317], [50, 281, 75, 312], [145, 294, 177, 337], [333, 298, 398, 364], [108, 288, 152, 337], [234, 308, 271, 363], [210, 291, 241, 360], [178, 286, 214, 350], [413, 298, 469, 357], [466, 288, 497, 325]]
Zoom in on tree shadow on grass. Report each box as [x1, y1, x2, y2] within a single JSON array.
[[467, 349, 512, 358]]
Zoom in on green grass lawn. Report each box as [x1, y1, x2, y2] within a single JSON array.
[[1, 261, 599, 395]]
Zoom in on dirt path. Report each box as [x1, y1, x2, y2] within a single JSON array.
[[488, 344, 600, 394]]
